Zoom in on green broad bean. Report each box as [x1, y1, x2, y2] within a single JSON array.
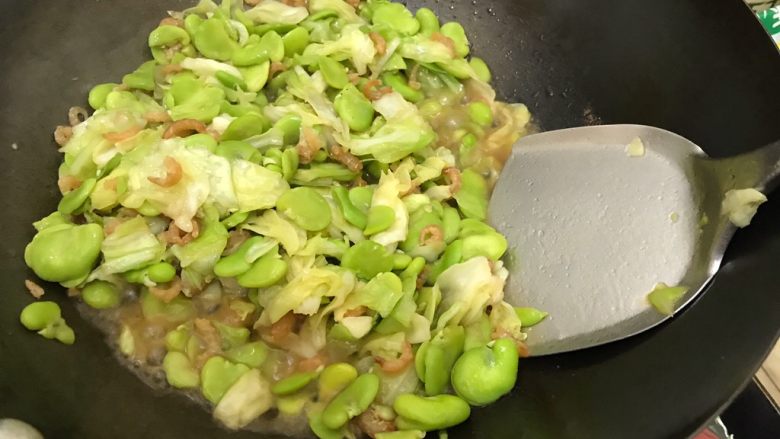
[[87, 83, 118, 110], [165, 325, 190, 352], [461, 232, 507, 261], [416, 285, 440, 323], [32, 211, 69, 232], [221, 113, 270, 141], [192, 18, 238, 61], [169, 85, 224, 123], [416, 326, 465, 395], [318, 363, 358, 402], [19, 301, 61, 331], [308, 411, 344, 439], [381, 72, 423, 103], [393, 394, 471, 431], [274, 114, 302, 145], [453, 169, 488, 221], [81, 281, 121, 309], [415, 7, 440, 36], [20, 301, 75, 345], [272, 371, 318, 396], [124, 262, 177, 284], [268, 69, 292, 93], [224, 341, 269, 368], [334, 84, 375, 132], [215, 140, 262, 162], [281, 148, 299, 181], [311, 151, 327, 163], [283, 26, 310, 56], [437, 58, 473, 80], [163, 351, 200, 389], [322, 373, 380, 429], [292, 163, 358, 186], [373, 294, 416, 334], [371, 3, 420, 36], [467, 101, 493, 127], [392, 252, 413, 270], [451, 338, 519, 406], [251, 22, 296, 37], [58, 177, 96, 214], [266, 163, 283, 174], [375, 431, 425, 439], [239, 61, 271, 93], [401, 209, 445, 261], [276, 187, 332, 231], [24, 223, 103, 283], [441, 206, 461, 243], [236, 250, 288, 288], [215, 236, 277, 277], [148, 24, 190, 48], [383, 53, 408, 72], [332, 186, 367, 229], [400, 256, 426, 294], [429, 239, 463, 283], [363, 205, 396, 236], [469, 57, 491, 83], [514, 307, 548, 327], [277, 393, 309, 416], [183, 133, 218, 152], [260, 30, 285, 62], [318, 56, 349, 89], [140, 290, 195, 323], [136, 201, 161, 217], [220, 101, 263, 118], [200, 356, 250, 404], [647, 285, 689, 316], [37, 320, 75, 345], [122, 61, 157, 91], [440, 22, 470, 57], [215, 70, 247, 90], [341, 240, 394, 280], [232, 43, 269, 67], [221, 211, 249, 228], [348, 186, 374, 212], [214, 322, 250, 349], [458, 132, 478, 166]]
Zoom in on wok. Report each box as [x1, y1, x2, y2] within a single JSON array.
[[1, 0, 778, 438]]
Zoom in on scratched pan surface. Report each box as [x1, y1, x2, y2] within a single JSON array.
[[1, 0, 778, 438]]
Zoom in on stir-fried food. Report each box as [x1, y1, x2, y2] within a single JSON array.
[[19, 0, 540, 437]]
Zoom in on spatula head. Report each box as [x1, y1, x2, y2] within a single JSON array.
[[490, 125, 723, 356]]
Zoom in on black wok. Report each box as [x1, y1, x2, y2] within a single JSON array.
[[1, 1, 778, 438]]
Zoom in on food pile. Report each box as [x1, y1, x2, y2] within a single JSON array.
[[20, 0, 540, 437]]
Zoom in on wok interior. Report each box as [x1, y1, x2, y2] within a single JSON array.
[[0, 1, 778, 438]]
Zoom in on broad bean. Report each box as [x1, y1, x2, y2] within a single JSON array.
[[224, 341, 269, 368], [440, 22, 470, 57], [415, 7, 440, 36], [81, 280, 121, 309], [24, 223, 103, 283], [221, 113, 270, 141], [341, 240, 394, 280], [451, 338, 518, 405], [416, 326, 465, 395], [276, 187, 332, 231], [20, 302, 75, 345], [318, 56, 349, 89], [334, 84, 375, 132], [87, 83, 118, 110], [163, 351, 200, 388], [371, 3, 420, 36], [514, 307, 548, 327], [272, 371, 318, 396], [58, 177, 96, 215], [200, 356, 250, 404], [192, 17, 238, 61], [363, 205, 395, 235], [236, 248, 288, 288], [453, 169, 488, 221], [332, 186, 367, 229], [318, 362, 358, 402], [321, 373, 379, 429], [393, 394, 470, 431]]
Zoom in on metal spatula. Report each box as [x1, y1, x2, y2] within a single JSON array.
[[489, 125, 779, 356]]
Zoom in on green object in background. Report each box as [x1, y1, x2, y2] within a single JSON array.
[[756, 6, 780, 47]]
